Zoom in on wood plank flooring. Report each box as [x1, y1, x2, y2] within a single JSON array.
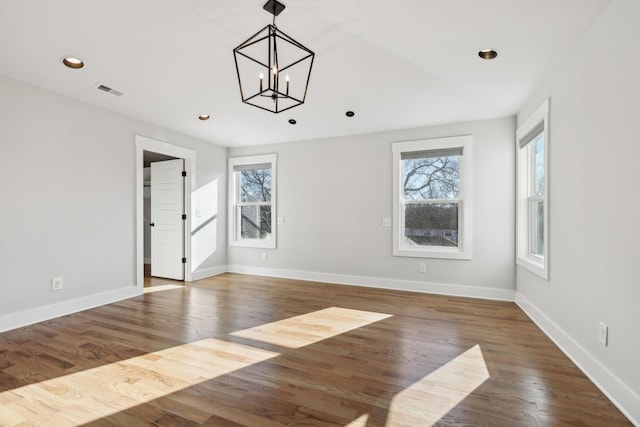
[[0, 273, 632, 426]]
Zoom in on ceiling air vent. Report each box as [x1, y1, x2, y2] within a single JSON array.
[[95, 83, 124, 97]]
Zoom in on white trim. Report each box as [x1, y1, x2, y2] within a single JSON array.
[[191, 265, 229, 281], [135, 135, 196, 286], [227, 265, 514, 301], [515, 293, 639, 425], [392, 135, 473, 260], [228, 154, 277, 249], [516, 99, 549, 279], [0, 286, 140, 333]]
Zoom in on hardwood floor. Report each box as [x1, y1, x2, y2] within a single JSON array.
[[0, 273, 631, 426]]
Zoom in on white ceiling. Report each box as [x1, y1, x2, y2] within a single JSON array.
[[0, 0, 610, 147]]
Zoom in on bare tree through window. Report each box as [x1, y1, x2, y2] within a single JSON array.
[[240, 168, 272, 239], [402, 154, 460, 247]]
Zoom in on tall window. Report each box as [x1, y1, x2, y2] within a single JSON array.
[[392, 135, 473, 259], [516, 99, 549, 278], [228, 154, 277, 248]]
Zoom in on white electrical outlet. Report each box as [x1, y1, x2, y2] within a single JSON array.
[[599, 321, 608, 346], [262, 252, 268, 261], [382, 218, 392, 228], [277, 217, 284, 225], [51, 277, 63, 291], [419, 263, 427, 273]]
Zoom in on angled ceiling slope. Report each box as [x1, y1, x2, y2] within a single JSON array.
[[0, 0, 611, 147]]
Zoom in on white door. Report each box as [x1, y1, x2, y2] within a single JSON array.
[[151, 159, 185, 280]]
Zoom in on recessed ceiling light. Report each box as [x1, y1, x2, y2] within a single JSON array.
[[198, 114, 210, 121], [62, 56, 85, 69], [345, 111, 355, 117], [288, 119, 297, 125], [478, 49, 498, 60]]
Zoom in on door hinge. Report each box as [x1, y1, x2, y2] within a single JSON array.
[[182, 257, 187, 264], [182, 214, 187, 220], [182, 171, 187, 177]]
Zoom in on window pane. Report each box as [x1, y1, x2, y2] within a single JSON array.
[[403, 203, 459, 247], [529, 199, 544, 256], [240, 168, 272, 202], [241, 205, 272, 239], [402, 155, 460, 200], [535, 134, 544, 196]]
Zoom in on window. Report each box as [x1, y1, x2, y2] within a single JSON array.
[[228, 154, 277, 248], [392, 135, 473, 259], [516, 99, 549, 279]]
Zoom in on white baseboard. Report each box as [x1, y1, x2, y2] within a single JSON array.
[[515, 293, 639, 425], [226, 265, 515, 301], [191, 265, 228, 281], [0, 265, 512, 334], [0, 286, 142, 334]]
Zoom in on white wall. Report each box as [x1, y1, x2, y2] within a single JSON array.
[[228, 117, 516, 299], [0, 74, 227, 329], [516, 0, 640, 422]]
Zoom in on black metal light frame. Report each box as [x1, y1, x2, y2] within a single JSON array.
[[233, 0, 315, 114]]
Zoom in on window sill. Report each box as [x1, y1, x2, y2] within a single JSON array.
[[229, 239, 275, 249], [394, 247, 471, 260], [516, 256, 548, 279]]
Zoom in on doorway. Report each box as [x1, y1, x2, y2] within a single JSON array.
[[135, 135, 196, 290]]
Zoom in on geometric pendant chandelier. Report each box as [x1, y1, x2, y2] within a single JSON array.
[[233, 0, 315, 113]]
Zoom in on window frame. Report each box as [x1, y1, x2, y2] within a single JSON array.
[[228, 154, 277, 249], [516, 99, 549, 279], [392, 135, 473, 260]]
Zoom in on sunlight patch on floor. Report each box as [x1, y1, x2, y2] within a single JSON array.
[[0, 338, 279, 425], [143, 284, 184, 293], [230, 306, 393, 349], [345, 413, 370, 426], [385, 344, 490, 426]]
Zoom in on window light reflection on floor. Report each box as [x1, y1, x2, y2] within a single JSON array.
[[230, 306, 393, 349], [143, 284, 185, 293], [385, 344, 490, 426], [1, 307, 396, 425], [345, 413, 370, 426], [0, 338, 279, 425]]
